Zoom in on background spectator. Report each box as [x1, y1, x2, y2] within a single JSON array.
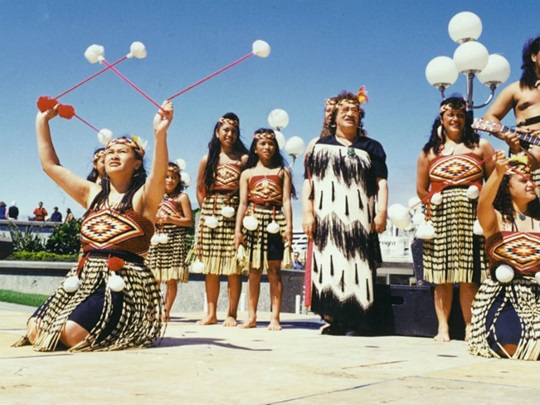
[[8, 201, 18, 220], [64, 208, 75, 223], [292, 251, 303, 270], [50, 207, 62, 222], [0, 201, 6, 219], [32, 201, 48, 221]]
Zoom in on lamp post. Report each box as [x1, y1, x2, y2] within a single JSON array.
[[425, 11, 511, 112]]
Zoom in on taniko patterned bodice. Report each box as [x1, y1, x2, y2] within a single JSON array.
[[485, 231, 540, 276], [429, 152, 483, 190], [80, 207, 154, 256], [212, 163, 242, 192], [248, 174, 283, 206], [156, 196, 184, 219]]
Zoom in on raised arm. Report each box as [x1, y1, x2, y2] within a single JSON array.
[[477, 151, 506, 238], [36, 108, 99, 208], [143, 100, 173, 220]]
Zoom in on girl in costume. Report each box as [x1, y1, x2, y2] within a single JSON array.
[[87, 147, 105, 184], [146, 162, 193, 322], [14, 100, 173, 352], [469, 152, 540, 360], [303, 89, 388, 336], [234, 128, 294, 330], [190, 113, 248, 326], [417, 96, 496, 342]]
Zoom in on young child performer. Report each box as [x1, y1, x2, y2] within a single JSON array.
[[146, 162, 193, 322], [191, 113, 248, 326], [14, 100, 173, 352], [235, 128, 294, 330]]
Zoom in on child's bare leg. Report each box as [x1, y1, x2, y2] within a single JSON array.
[[459, 282, 478, 341], [223, 274, 241, 326], [198, 274, 219, 325], [241, 267, 262, 328], [164, 280, 178, 322], [267, 261, 282, 331]]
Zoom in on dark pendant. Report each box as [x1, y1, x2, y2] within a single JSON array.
[[519, 213, 526, 221], [347, 146, 355, 158]]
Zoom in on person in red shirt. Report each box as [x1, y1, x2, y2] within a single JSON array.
[[33, 201, 48, 221]]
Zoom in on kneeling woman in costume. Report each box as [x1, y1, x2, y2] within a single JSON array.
[[469, 151, 540, 360], [14, 100, 173, 352], [234, 128, 294, 330]]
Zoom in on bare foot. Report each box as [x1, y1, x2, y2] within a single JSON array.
[[268, 320, 282, 331], [240, 320, 257, 329], [222, 316, 238, 327], [464, 323, 472, 342], [197, 316, 218, 326], [434, 324, 450, 342]]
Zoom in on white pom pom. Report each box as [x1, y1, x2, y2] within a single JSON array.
[[175, 158, 187, 170], [431, 192, 443, 205], [221, 206, 236, 218], [63, 276, 81, 293], [191, 260, 205, 273], [107, 273, 125, 292], [127, 41, 147, 59], [150, 234, 160, 246], [412, 210, 424, 226], [84, 44, 105, 64], [205, 215, 219, 229], [267, 221, 280, 234], [495, 264, 514, 283], [97, 129, 113, 145], [237, 244, 246, 261], [535, 272, 540, 284], [158, 233, 169, 244], [267, 109, 289, 130], [388, 203, 412, 229], [408, 196, 421, 210], [243, 216, 259, 231], [473, 219, 484, 236], [274, 130, 286, 150], [252, 40, 271, 58], [181, 172, 191, 187], [416, 221, 435, 240], [466, 185, 480, 199]]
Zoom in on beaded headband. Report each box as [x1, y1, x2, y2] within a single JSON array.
[[219, 117, 239, 127], [93, 149, 105, 162], [254, 131, 276, 140], [106, 136, 145, 158], [439, 100, 466, 115], [507, 155, 531, 175], [336, 86, 369, 108], [168, 164, 180, 175]]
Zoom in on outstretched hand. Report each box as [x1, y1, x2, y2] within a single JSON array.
[[154, 100, 174, 133], [493, 150, 509, 176]]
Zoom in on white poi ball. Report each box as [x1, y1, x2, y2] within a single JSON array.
[[128, 41, 147, 59], [431, 192, 443, 205], [243, 216, 259, 231], [107, 273, 125, 292], [221, 206, 236, 218], [388, 203, 412, 229], [252, 40, 271, 58], [267, 221, 280, 234], [84, 44, 105, 64], [473, 219, 484, 236], [175, 158, 187, 170], [192, 260, 205, 273], [237, 244, 246, 261], [408, 196, 421, 210], [98, 128, 113, 145], [466, 185, 480, 199], [158, 233, 169, 244], [495, 264, 514, 283], [150, 233, 160, 246], [268, 109, 289, 130], [412, 210, 425, 226], [416, 221, 435, 240], [285, 136, 306, 158], [535, 272, 540, 284], [63, 276, 81, 293], [181, 172, 191, 187], [205, 215, 219, 229], [274, 130, 286, 150]]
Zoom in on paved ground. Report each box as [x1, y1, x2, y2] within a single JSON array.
[[0, 302, 538, 405]]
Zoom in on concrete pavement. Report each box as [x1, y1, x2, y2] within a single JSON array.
[[0, 302, 538, 405]]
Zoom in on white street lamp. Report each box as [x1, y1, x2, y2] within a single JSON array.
[[426, 11, 510, 112]]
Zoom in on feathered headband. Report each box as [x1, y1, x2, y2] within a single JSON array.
[[336, 86, 369, 108], [507, 155, 531, 175], [106, 136, 146, 159]]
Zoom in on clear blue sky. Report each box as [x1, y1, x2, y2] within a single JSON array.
[[0, 0, 538, 228]]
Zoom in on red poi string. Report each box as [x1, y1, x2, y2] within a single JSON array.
[[53, 56, 128, 100], [167, 52, 254, 100], [99, 58, 163, 110], [73, 113, 101, 134]]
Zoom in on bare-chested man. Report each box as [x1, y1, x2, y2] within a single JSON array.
[[483, 37, 540, 171]]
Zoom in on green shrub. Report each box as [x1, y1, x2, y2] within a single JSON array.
[[8, 251, 77, 262], [45, 220, 82, 255], [9, 223, 46, 252]]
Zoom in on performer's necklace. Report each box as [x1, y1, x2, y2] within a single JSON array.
[[518, 213, 527, 221]]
